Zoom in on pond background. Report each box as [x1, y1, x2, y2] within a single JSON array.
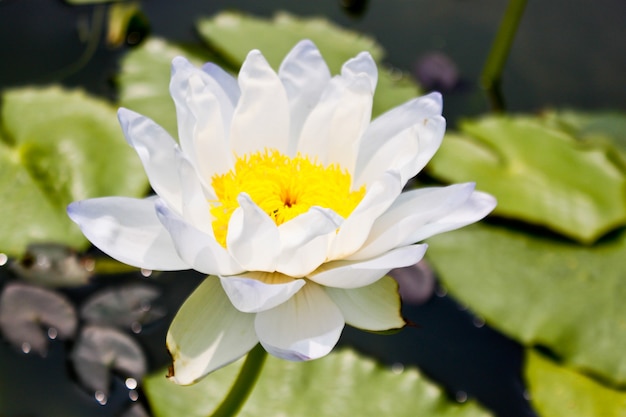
[[0, 1, 624, 416]]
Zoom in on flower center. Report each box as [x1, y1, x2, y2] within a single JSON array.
[[209, 149, 366, 247]]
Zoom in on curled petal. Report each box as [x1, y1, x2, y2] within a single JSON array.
[[276, 207, 343, 277], [354, 92, 445, 187], [278, 40, 331, 155], [325, 276, 405, 331], [155, 199, 243, 276], [182, 73, 232, 178], [117, 108, 182, 211], [255, 282, 344, 361], [67, 197, 189, 271], [166, 278, 258, 385], [226, 194, 281, 272], [219, 272, 305, 313], [351, 184, 495, 260], [309, 244, 427, 289], [230, 50, 290, 156]]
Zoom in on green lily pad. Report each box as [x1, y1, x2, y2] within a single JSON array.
[[543, 110, 626, 170], [0, 86, 147, 256], [144, 349, 493, 417], [196, 11, 421, 117], [427, 115, 626, 243], [426, 223, 626, 385], [525, 349, 626, 416], [117, 38, 215, 138]]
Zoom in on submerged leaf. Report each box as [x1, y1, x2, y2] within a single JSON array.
[[525, 349, 626, 416], [10, 243, 91, 287], [144, 349, 493, 417], [70, 325, 146, 395], [81, 284, 165, 330], [0, 87, 148, 256], [427, 114, 626, 243], [0, 282, 77, 355], [426, 223, 626, 385]]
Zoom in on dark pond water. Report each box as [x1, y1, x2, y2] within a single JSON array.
[[0, 1, 624, 416]]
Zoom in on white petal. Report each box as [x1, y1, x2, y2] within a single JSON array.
[[230, 50, 290, 155], [276, 207, 343, 277], [177, 155, 215, 234], [354, 92, 445, 186], [347, 183, 476, 260], [325, 276, 405, 331], [341, 51, 377, 94], [297, 70, 373, 172], [201, 62, 240, 107], [155, 199, 244, 276], [166, 277, 258, 385], [408, 190, 497, 242], [219, 272, 305, 313], [117, 108, 182, 212], [226, 194, 280, 272], [67, 197, 189, 271], [278, 40, 331, 156], [182, 73, 232, 178], [309, 244, 427, 289], [255, 282, 344, 361], [328, 170, 403, 260]]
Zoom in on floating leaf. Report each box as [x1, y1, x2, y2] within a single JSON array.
[[543, 110, 626, 170], [427, 115, 626, 243], [117, 38, 214, 137], [525, 349, 626, 416], [0, 282, 77, 355], [70, 325, 146, 395], [144, 349, 493, 417], [81, 284, 165, 330], [196, 11, 421, 117], [426, 223, 626, 385], [0, 87, 148, 256]]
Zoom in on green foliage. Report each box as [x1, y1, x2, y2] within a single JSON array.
[[426, 223, 626, 385], [144, 349, 493, 417], [427, 114, 626, 243], [525, 350, 626, 416], [0, 87, 147, 255], [195, 11, 421, 118]]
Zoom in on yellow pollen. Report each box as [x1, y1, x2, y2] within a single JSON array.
[[210, 149, 366, 247]]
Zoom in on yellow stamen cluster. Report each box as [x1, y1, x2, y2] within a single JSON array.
[[210, 149, 366, 247]]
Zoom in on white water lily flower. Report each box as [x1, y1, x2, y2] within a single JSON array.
[[67, 40, 495, 385]]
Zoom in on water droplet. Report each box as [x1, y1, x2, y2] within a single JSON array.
[[472, 316, 485, 328], [48, 327, 58, 339], [523, 390, 531, 400], [0, 253, 8, 266], [21, 342, 31, 354], [457, 303, 468, 311], [95, 390, 107, 405], [83, 258, 96, 272], [129, 390, 139, 402], [125, 377, 138, 390], [140, 269, 152, 277], [390, 362, 404, 374], [139, 300, 151, 312], [455, 391, 468, 403], [435, 286, 447, 297], [131, 322, 142, 334]]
